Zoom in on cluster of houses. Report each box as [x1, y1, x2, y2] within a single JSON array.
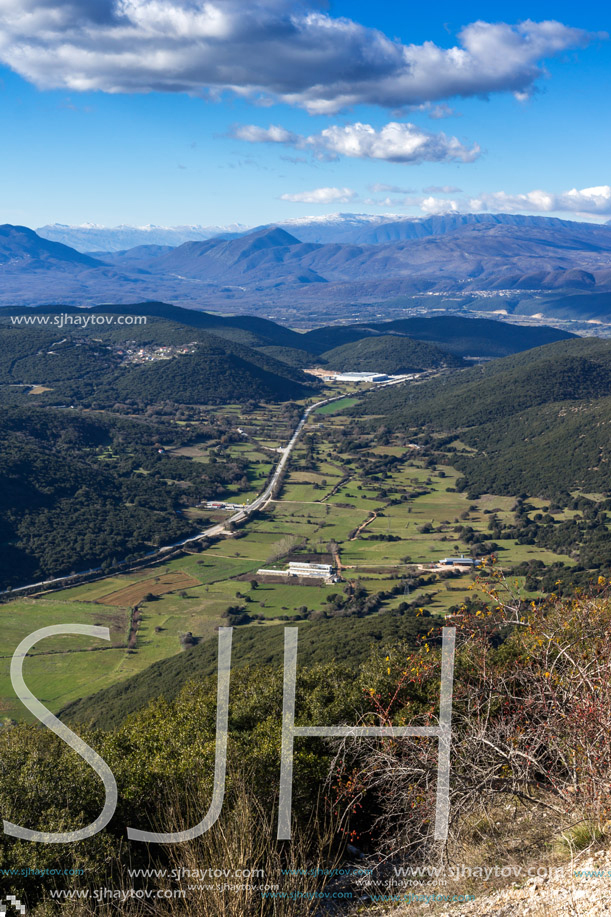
[[115, 342, 198, 364]]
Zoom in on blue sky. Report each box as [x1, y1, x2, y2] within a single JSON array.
[[0, 0, 609, 228]]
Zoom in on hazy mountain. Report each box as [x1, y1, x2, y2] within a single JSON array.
[[264, 212, 403, 244], [0, 224, 103, 269], [36, 223, 247, 252], [90, 244, 175, 268], [268, 212, 611, 245], [36, 213, 406, 252], [151, 226, 328, 285], [147, 221, 611, 293], [2, 219, 611, 322], [36, 213, 611, 252]]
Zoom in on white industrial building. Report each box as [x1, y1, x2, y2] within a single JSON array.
[[255, 560, 337, 581], [334, 372, 389, 383], [288, 561, 334, 578]]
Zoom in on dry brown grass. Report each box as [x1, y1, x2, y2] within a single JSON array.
[[96, 572, 200, 606]]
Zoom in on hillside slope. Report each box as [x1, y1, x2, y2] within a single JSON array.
[[0, 315, 316, 406], [62, 612, 440, 730], [322, 334, 463, 373], [109, 334, 313, 404], [0, 408, 223, 584], [358, 337, 611, 498], [302, 315, 575, 359]]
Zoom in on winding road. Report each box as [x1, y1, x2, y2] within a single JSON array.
[[1, 394, 346, 598]]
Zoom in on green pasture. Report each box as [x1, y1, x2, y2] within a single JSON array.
[[0, 599, 130, 721], [315, 397, 359, 414]]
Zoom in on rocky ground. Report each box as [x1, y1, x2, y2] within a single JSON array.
[[395, 847, 611, 916]]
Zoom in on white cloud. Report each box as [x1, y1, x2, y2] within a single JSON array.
[[469, 185, 611, 215], [419, 197, 459, 215], [0, 4, 600, 113], [233, 120, 481, 163], [279, 187, 356, 204]]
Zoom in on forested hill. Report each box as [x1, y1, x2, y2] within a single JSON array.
[[321, 334, 464, 373], [107, 335, 312, 405], [0, 407, 245, 586], [356, 337, 611, 499], [0, 321, 315, 408], [302, 315, 574, 359], [360, 337, 611, 428]]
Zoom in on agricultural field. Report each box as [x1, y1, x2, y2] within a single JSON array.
[[0, 386, 585, 722]]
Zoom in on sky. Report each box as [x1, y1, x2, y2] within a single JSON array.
[[0, 0, 609, 228]]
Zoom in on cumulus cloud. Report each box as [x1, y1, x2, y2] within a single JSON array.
[[279, 187, 356, 204], [469, 185, 611, 215], [0, 3, 600, 113], [232, 121, 480, 163], [419, 197, 460, 215]]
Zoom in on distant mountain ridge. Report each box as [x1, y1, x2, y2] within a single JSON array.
[[144, 221, 611, 295], [3, 218, 611, 321], [36, 222, 247, 252], [270, 211, 604, 245], [37, 212, 610, 250]]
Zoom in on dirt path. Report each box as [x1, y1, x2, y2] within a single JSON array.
[[350, 510, 379, 541]]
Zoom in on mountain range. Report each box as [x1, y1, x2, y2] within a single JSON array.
[[39, 213, 611, 251], [36, 222, 247, 251], [35, 214, 427, 251], [3, 216, 611, 323]]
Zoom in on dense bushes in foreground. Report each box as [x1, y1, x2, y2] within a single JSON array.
[[2, 580, 611, 914]]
